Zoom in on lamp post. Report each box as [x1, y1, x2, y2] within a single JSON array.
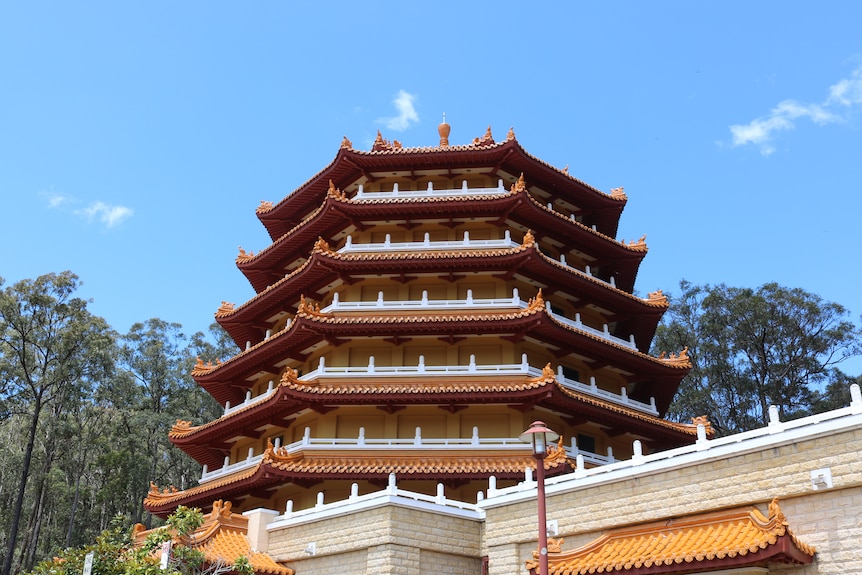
[[519, 421, 560, 575]]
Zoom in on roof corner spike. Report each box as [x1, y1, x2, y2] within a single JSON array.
[[438, 113, 450, 147]]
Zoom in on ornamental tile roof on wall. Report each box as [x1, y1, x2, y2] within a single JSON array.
[[133, 501, 293, 575], [529, 499, 815, 575]]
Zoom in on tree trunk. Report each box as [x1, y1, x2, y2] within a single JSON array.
[[2, 398, 42, 575]]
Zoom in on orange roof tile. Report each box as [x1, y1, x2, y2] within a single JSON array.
[[528, 498, 814, 574], [133, 501, 293, 575]]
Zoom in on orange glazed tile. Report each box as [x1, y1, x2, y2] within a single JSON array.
[[527, 499, 814, 574]]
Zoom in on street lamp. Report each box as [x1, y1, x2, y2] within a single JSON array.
[[519, 421, 560, 575]]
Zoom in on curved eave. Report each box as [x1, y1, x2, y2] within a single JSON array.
[[241, 186, 642, 293], [258, 138, 626, 239], [144, 447, 564, 518], [222, 238, 660, 349], [200, 304, 688, 411], [173, 373, 696, 469]]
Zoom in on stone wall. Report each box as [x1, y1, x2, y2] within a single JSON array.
[[267, 504, 482, 575], [260, 411, 862, 575], [482, 423, 862, 575]]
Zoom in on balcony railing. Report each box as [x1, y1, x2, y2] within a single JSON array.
[[198, 426, 622, 484], [352, 179, 508, 201], [217, 351, 657, 426], [338, 230, 517, 254]]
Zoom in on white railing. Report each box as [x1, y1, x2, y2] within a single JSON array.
[[555, 367, 657, 415], [546, 302, 637, 350], [338, 230, 517, 254], [485, 384, 862, 503], [321, 290, 636, 351], [215, 351, 653, 423], [300, 353, 539, 380], [556, 254, 616, 289], [200, 447, 264, 483], [223, 380, 276, 416], [353, 179, 508, 201], [199, 426, 531, 484], [321, 287, 523, 313], [565, 440, 617, 466], [270, 473, 485, 527]]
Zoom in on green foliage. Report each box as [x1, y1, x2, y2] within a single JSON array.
[[655, 280, 862, 434], [0, 273, 241, 570], [24, 508, 249, 575]]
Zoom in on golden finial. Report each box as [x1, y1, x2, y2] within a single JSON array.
[[341, 135, 353, 149], [438, 113, 451, 147], [541, 363, 555, 379], [522, 229, 535, 247]]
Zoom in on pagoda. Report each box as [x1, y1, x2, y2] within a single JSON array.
[[145, 122, 701, 519]]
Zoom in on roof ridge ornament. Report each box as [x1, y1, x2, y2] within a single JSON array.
[[610, 186, 627, 199], [506, 126, 515, 141], [341, 135, 353, 149], [473, 125, 495, 146], [236, 246, 255, 263], [256, 200, 274, 214], [372, 130, 394, 152], [521, 228, 536, 247], [511, 173, 527, 193]]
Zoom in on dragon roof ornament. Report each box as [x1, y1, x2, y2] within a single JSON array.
[[256, 200, 274, 214], [511, 172, 527, 193], [236, 246, 255, 263]]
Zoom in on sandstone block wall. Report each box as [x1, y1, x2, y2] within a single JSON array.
[[267, 505, 482, 575], [483, 426, 862, 575]]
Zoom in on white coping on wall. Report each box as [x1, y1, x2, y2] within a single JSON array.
[[479, 384, 862, 509], [247, 385, 861, 526], [267, 476, 485, 531]]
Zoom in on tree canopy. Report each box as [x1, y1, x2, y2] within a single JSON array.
[[653, 280, 862, 435]]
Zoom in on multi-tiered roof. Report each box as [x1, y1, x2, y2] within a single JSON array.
[[145, 123, 701, 519]]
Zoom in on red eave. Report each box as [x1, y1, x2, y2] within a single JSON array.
[[257, 137, 626, 240], [239, 186, 644, 294], [199, 300, 688, 411], [219, 242, 665, 351]]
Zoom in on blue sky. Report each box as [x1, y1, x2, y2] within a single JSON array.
[[2, 2, 861, 374]]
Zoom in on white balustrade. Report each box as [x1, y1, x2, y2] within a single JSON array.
[[338, 229, 516, 254], [555, 367, 657, 415], [353, 179, 507, 200]]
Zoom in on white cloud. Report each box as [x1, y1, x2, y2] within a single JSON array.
[[75, 201, 134, 228], [379, 90, 419, 131], [45, 192, 72, 208], [827, 66, 862, 106], [730, 65, 862, 155]]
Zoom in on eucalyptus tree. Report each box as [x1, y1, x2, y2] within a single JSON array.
[[0, 272, 115, 575], [654, 281, 861, 435], [115, 319, 221, 527]]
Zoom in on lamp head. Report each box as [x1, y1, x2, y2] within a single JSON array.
[[519, 421, 560, 455]]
